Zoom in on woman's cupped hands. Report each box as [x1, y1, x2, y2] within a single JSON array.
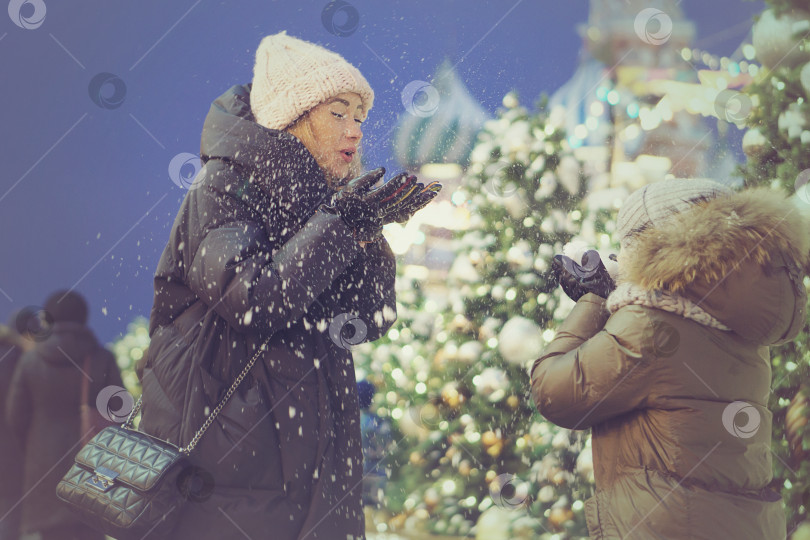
[[322, 167, 442, 243]]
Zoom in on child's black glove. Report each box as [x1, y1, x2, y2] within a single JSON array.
[[551, 250, 616, 301]]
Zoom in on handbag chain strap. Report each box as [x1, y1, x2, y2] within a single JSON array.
[[124, 338, 270, 455]]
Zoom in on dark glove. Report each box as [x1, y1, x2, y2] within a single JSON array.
[[366, 172, 419, 206], [321, 168, 414, 242], [551, 250, 616, 301], [329, 192, 382, 242], [380, 180, 442, 224]]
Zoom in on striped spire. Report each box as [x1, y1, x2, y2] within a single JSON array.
[[394, 60, 490, 170]]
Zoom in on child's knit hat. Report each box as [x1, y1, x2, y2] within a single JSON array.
[[616, 179, 733, 249]]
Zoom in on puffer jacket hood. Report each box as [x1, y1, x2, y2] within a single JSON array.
[[617, 187, 810, 345], [200, 83, 336, 245], [200, 83, 309, 168]]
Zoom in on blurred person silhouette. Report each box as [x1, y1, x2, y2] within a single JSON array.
[[0, 310, 36, 540], [357, 380, 393, 510], [533, 181, 809, 539], [138, 31, 437, 540], [5, 291, 123, 540]]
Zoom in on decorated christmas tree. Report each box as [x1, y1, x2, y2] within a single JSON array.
[[740, 0, 810, 533], [109, 316, 149, 398], [353, 93, 606, 539]]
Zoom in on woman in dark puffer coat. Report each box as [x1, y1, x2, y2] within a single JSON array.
[[533, 180, 809, 539], [139, 32, 437, 540]]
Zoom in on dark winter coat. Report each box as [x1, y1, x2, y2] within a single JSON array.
[[139, 84, 397, 540], [4, 321, 123, 534], [532, 188, 809, 539]]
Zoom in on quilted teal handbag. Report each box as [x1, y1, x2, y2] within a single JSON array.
[[55, 340, 267, 539]]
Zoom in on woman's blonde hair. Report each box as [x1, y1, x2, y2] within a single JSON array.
[[285, 114, 364, 188]]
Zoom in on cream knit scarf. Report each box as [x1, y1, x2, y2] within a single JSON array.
[[606, 282, 731, 331]]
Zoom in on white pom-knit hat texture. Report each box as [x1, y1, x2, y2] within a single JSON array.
[[250, 31, 374, 131], [616, 179, 733, 248]]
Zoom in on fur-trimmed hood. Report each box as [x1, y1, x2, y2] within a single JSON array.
[[617, 187, 810, 345]]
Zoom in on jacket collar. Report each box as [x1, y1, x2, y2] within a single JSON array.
[[200, 83, 328, 191]]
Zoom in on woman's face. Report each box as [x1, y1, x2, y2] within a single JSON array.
[[290, 92, 366, 186]]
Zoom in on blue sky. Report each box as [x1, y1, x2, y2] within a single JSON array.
[[0, 0, 764, 343]]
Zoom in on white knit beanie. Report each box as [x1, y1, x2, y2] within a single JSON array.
[[616, 179, 733, 248], [250, 31, 374, 131]]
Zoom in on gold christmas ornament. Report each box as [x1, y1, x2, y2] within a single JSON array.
[[433, 351, 449, 369], [507, 395, 520, 409], [478, 317, 501, 342], [399, 407, 431, 440], [410, 452, 425, 466], [434, 345, 457, 366], [448, 432, 464, 446], [742, 128, 768, 158], [441, 382, 464, 408], [786, 387, 810, 466], [449, 313, 476, 334], [552, 470, 570, 486], [485, 440, 504, 457], [424, 488, 440, 509], [544, 465, 562, 484], [389, 513, 408, 530], [548, 507, 575, 530], [369, 373, 385, 388], [485, 470, 497, 484], [459, 460, 472, 476], [481, 430, 499, 447]]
